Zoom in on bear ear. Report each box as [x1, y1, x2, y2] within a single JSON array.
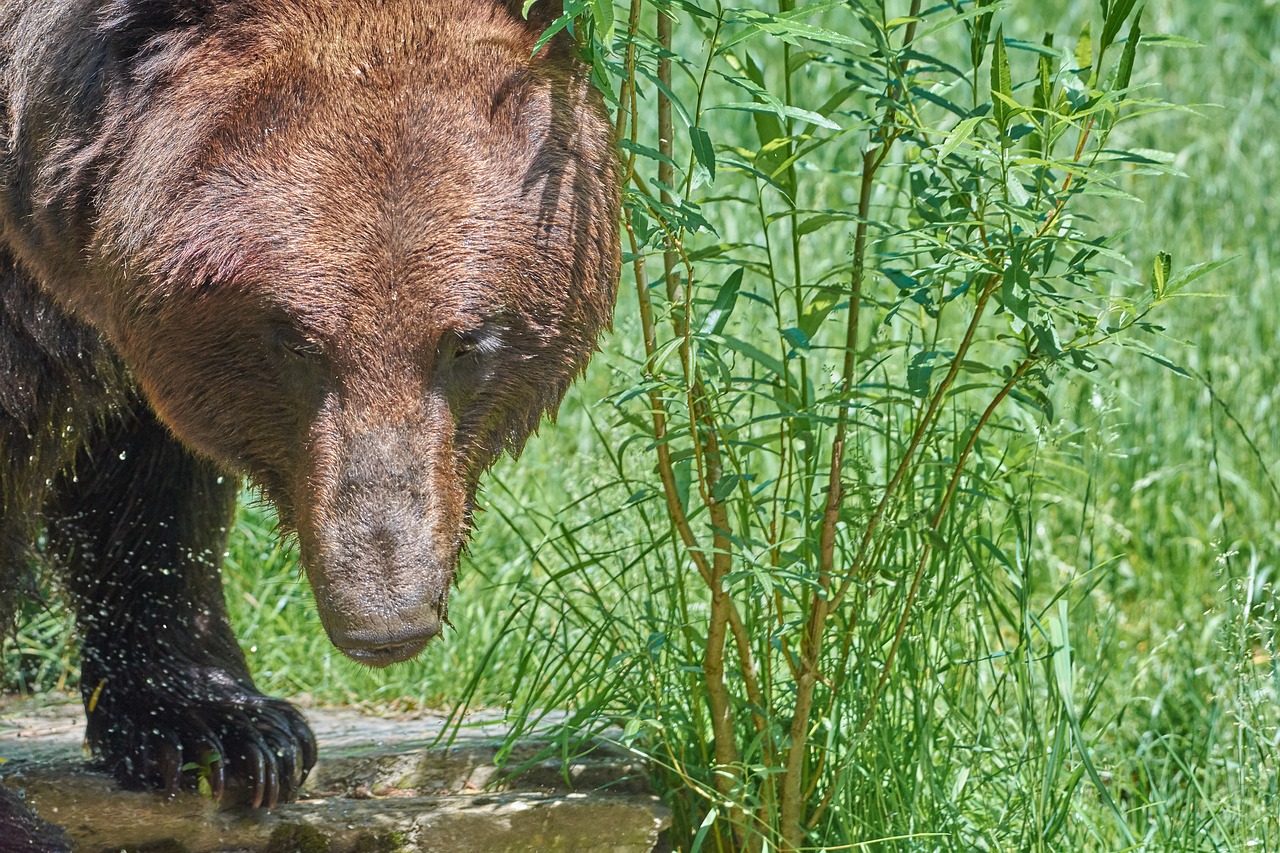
[[97, 0, 216, 61]]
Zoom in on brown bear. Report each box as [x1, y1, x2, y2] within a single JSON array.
[[0, 0, 619, 817]]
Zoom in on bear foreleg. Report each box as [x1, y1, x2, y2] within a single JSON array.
[[45, 405, 316, 808]]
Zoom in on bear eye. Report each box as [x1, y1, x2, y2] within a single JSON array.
[[444, 331, 482, 362], [440, 323, 505, 369], [274, 327, 324, 361], [454, 335, 476, 358]]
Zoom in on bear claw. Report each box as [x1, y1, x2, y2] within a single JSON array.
[[87, 689, 315, 809]]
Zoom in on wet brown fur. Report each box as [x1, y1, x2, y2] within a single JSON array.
[[0, 0, 619, 815]]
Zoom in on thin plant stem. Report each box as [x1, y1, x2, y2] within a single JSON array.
[[779, 8, 922, 845]]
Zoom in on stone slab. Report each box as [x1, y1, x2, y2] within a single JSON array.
[[0, 695, 668, 852]]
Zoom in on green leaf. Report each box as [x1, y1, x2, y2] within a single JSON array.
[[1001, 259, 1030, 321], [1100, 0, 1137, 57], [1005, 171, 1031, 207], [618, 138, 677, 167], [1030, 321, 1061, 358], [1010, 383, 1055, 421], [1049, 601, 1074, 709], [1138, 349, 1190, 378], [796, 210, 864, 236], [786, 49, 824, 76], [1163, 256, 1236, 295], [1074, 21, 1094, 73], [638, 66, 695, 128], [730, 51, 798, 198], [589, 0, 614, 46], [705, 102, 841, 131], [721, 335, 788, 378], [1138, 33, 1201, 49], [1053, 601, 1139, 845], [1151, 250, 1171, 298], [990, 26, 1012, 134], [1115, 9, 1142, 90], [530, 6, 576, 53], [741, 53, 785, 142], [717, 5, 860, 54], [690, 807, 719, 853], [1035, 35, 1054, 110], [936, 116, 983, 161], [799, 290, 842, 339], [673, 456, 692, 517], [756, 137, 797, 199], [812, 83, 859, 119], [662, 0, 717, 20], [913, 87, 969, 118], [907, 350, 951, 397], [970, 0, 995, 73], [781, 326, 810, 354], [1003, 37, 1061, 58], [711, 474, 741, 503], [700, 268, 743, 336], [689, 125, 716, 185], [1026, 34, 1056, 153]]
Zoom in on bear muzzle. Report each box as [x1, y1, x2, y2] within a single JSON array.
[[325, 606, 442, 667], [309, 541, 455, 667], [300, 424, 466, 667]]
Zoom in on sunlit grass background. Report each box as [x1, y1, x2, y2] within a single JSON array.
[[7, 0, 1280, 848]]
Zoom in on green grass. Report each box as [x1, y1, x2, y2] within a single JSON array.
[[8, 1, 1280, 848]]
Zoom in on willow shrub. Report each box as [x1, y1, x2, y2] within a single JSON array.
[[468, 1, 1202, 848]]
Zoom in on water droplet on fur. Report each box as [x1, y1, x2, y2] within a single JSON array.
[[216, 476, 225, 484], [119, 451, 127, 460]]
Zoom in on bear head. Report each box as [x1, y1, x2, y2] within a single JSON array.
[[91, 0, 620, 665]]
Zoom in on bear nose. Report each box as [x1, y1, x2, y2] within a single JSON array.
[[328, 610, 441, 667]]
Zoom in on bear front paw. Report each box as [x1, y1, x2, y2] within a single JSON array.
[[84, 675, 317, 809]]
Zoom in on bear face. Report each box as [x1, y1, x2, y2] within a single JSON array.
[[121, 6, 618, 664], [5, 0, 619, 666]]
